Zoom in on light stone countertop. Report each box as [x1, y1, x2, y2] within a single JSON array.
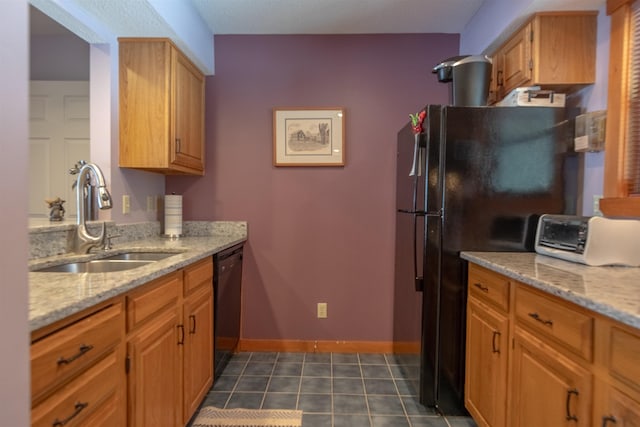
[[28, 225, 247, 333], [461, 251, 640, 330]]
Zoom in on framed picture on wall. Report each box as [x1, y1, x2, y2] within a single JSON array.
[[273, 107, 345, 166]]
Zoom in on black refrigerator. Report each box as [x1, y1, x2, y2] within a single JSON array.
[[393, 105, 577, 415]]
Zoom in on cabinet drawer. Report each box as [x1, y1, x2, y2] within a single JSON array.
[[609, 325, 640, 392], [31, 350, 120, 427], [184, 257, 213, 295], [127, 271, 181, 331], [515, 284, 593, 361], [31, 303, 122, 400], [468, 263, 510, 312]]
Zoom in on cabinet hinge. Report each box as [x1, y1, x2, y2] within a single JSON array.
[[530, 29, 534, 42], [529, 59, 533, 71], [125, 355, 131, 374]]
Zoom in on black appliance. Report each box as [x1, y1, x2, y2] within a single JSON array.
[[433, 55, 492, 106], [393, 105, 577, 414], [213, 244, 243, 380]]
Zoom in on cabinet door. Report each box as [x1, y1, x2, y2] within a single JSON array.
[[600, 386, 640, 427], [128, 307, 182, 427], [465, 298, 509, 427], [498, 23, 532, 96], [172, 48, 205, 173], [510, 327, 591, 427], [183, 285, 214, 423], [487, 53, 501, 104]]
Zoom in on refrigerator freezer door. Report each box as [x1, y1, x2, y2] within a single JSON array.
[[393, 123, 425, 387]]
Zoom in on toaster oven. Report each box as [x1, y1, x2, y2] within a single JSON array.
[[534, 214, 640, 266]]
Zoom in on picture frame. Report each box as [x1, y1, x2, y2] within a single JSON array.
[[273, 107, 345, 166]]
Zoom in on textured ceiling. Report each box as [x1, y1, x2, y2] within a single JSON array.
[[191, 0, 485, 35]]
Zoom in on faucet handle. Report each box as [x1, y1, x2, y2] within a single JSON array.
[[103, 234, 121, 251]]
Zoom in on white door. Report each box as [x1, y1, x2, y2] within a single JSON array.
[[29, 81, 89, 218]]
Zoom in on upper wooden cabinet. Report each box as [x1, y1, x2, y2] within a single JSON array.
[[119, 38, 205, 175], [490, 12, 597, 102]]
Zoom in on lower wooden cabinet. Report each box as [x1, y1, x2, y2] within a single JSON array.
[[31, 257, 215, 427], [510, 327, 592, 427], [465, 297, 509, 427], [126, 258, 214, 427], [30, 303, 126, 427], [183, 284, 214, 423], [128, 306, 182, 427], [465, 262, 640, 427], [599, 384, 640, 426], [31, 349, 123, 427]]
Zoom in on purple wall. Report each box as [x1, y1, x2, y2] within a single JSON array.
[[167, 34, 459, 342]]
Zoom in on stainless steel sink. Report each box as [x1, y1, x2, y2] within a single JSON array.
[[34, 259, 155, 273], [101, 252, 179, 261], [32, 252, 180, 273]]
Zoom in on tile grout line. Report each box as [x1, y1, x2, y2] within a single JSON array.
[[385, 353, 414, 426], [258, 352, 278, 409], [225, 352, 250, 408], [329, 353, 334, 427]]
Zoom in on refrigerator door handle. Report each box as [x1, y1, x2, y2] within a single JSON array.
[[413, 213, 424, 292]]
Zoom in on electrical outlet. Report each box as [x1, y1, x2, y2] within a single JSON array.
[[146, 195, 155, 212], [593, 194, 603, 216], [317, 303, 328, 319], [122, 194, 130, 214]]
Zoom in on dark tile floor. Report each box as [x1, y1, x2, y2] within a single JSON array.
[[196, 352, 477, 427]]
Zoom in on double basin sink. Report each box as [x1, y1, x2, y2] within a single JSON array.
[[33, 252, 180, 273]]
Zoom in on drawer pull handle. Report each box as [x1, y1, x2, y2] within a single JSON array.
[[565, 388, 579, 422], [177, 324, 185, 345], [474, 283, 489, 293], [52, 401, 88, 426], [528, 312, 553, 327], [602, 415, 617, 426], [492, 330, 501, 354], [57, 344, 94, 366], [189, 314, 196, 334]]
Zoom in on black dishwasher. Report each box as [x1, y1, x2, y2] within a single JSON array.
[[213, 243, 243, 379]]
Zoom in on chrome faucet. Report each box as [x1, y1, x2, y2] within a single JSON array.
[[73, 162, 113, 254]]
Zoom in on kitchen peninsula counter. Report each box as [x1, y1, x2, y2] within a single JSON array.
[[28, 222, 247, 332], [461, 251, 640, 330]]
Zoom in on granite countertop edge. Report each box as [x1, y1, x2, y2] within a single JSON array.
[[29, 232, 246, 333], [461, 251, 640, 330]]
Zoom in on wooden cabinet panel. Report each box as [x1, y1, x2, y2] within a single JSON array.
[[511, 327, 592, 427], [609, 325, 640, 392], [532, 13, 597, 85], [119, 38, 205, 175], [603, 386, 640, 427], [183, 285, 214, 423], [465, 298, 509, 427], [515, 284, 593, 361], [31, 303, 123, 401], [468, 263, 510, 311], [184, 257, 214, 295], [498, 23, 532, 96], [172, 51, 205, 172], [31, 350, 123, 427], [128, 307, 182, 427], [127, 271, 181, 331]]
